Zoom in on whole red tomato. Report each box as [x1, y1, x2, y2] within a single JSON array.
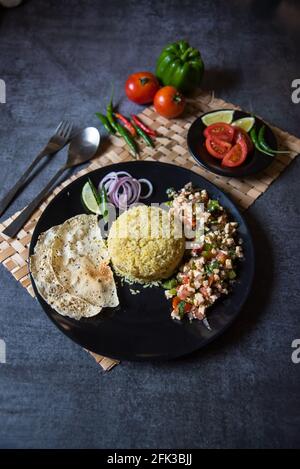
[[154, 86, 185, 118], [125, 72, 160, 104]]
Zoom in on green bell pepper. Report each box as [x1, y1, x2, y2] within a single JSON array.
[[156, 40, 204, 94]]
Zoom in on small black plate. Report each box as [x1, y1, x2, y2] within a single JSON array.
[[29, 161, 255, 361], [187, 109, 276, 178]]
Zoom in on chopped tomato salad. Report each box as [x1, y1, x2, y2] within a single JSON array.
[[163, 184, 244, 322]]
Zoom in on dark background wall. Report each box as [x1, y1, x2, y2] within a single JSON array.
[[0, 0, 299, 449]]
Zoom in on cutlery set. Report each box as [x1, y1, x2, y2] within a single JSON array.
[[0, 122, 100, 238]]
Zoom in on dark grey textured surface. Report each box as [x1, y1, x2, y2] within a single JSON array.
[[0, 0, 300, 449]]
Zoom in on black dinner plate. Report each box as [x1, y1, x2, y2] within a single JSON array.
[[29, 161, 255, 361], [187, 109, 277, 178]]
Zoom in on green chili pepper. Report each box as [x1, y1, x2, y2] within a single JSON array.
[[104, 94, 139, 157], [258, 126, 274, 154], [88, 178, 101, 206], [250, 127, 273, 156], [258, 125, 291, 155], [100, 92, 139, 157], [99, 186, 108, 223], [115, 122, 139, 158], [95, 112, 115, 134], [106, 112, 118, 133], [106, 93, 119, 133], [132, 122, 154, 147], [250, 127, 260, 150]]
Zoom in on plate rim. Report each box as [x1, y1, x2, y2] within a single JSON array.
[[29, 160, 255, 361]]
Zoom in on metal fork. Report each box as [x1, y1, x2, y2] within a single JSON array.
[[0, 121, 73, 217]]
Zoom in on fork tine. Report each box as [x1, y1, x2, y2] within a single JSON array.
[[62, 122, 73, 140], [54, 120, 65, 136], [57, 120, 70, 137], [58, 120, 70, 138]]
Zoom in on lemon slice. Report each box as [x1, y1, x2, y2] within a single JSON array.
[[232, 117, 255, 132], [81, 181, 101, 215], [201, 110, 234, 126]]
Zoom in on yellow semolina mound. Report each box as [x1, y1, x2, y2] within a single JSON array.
[[107, 205, 185, 283]]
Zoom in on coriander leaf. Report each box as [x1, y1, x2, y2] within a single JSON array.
[[207, 199, 220, 212], [162, 278, 178, 290], [228, 270, 236, 280], [205, 259, 220, 274], [178, 301, 186, 319]]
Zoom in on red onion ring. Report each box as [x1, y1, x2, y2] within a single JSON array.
[[98, 172, 118, 195], [98, 171, 152, 208], [112, 177, 141, 208], [138, 179, 153, 199]]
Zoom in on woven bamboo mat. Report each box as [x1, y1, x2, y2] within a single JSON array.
[[0, 90, 299, 371]]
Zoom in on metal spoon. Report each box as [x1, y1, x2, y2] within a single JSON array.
[[3, 127, 100, 238]]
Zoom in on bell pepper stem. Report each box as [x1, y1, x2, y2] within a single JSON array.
[[181, 47, 192, 61]]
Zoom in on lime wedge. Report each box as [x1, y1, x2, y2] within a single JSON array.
[[81, 181, 101, 215], [201, 110, 234, 126], [232, 117, 255, 132]]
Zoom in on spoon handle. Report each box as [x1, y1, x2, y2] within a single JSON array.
[[3, 166, 66, 238]]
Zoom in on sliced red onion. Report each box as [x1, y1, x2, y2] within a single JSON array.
[[98, 172, 118, 195], [98, 172, 151, 209], [111, 177, 141, 208], [115, 171, 131, 178], [98, 171, 133, 195], [99, 172, 117, 186], [138, 179, 153, 199]]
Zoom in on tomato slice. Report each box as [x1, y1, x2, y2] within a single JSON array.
[[204, 123, 235, 143], [234, 127, 254, 153], [205, 137, 232, 159], [221, 140, 248, 167]]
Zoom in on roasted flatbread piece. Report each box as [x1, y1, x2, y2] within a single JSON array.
[[51, 215, 119, 308], [30, 215, 119, 320]]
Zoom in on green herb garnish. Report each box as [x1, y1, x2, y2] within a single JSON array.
[[162, 278, 178, 290], [228, 270, 236, 280], [205, 260, 220, 274], [163, 200, 172, 207], [166, 187, 176, 198], [178, 301, 186, 319], [207, 199, 220, 212]]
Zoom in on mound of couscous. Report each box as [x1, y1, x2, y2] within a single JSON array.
[[107, 206, 185, 283]]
